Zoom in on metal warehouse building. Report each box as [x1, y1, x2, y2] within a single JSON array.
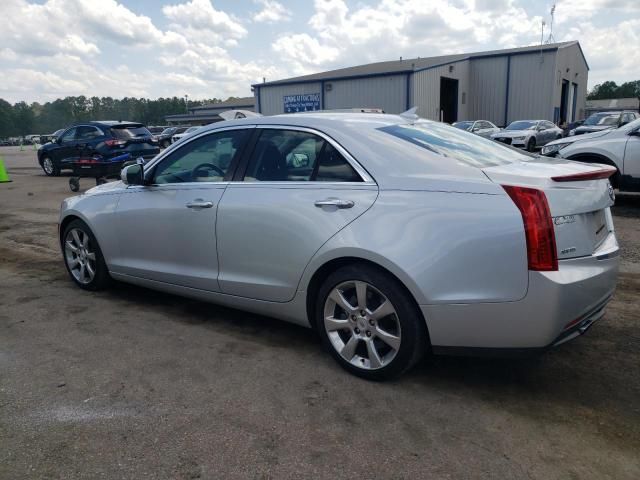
[[253, 41, 588, 127]]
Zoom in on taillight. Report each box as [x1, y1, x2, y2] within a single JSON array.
[[105, 139, 126, 147], [502, 185, 558, 271]]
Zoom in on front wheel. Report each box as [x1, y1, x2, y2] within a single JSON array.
[[526, 138, 536, 152], [316, 264, 428, 380], [62, 219, 111, 290], [41, 156, 60, 176]]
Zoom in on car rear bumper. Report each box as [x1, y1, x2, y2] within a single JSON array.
[[422, 233, 620, 351]]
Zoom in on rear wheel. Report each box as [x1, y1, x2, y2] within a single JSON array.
[[316, 264, 428, 380], [526, 138, 536, 152], [41, 156, 60, 176], [62, 219, 111, 291]]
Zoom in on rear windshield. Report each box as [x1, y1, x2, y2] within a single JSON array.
[[111, 126, 152, 139], [147, 127, 164, 134], [379, 121, 527, 168], [506, 121, 536, 130]]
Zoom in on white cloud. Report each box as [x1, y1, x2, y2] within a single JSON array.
[[253, 0, 292, 23]]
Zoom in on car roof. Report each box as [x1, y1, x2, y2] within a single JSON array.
[[86, 121, 143, 127]]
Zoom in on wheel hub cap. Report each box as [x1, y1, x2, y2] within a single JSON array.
[[323, 280, 401, 371]]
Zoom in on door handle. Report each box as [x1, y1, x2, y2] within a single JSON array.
[[186, 200, 214, 209], [314, 198, 354, 209]]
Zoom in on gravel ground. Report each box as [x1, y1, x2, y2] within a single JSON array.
[[1, 146, 639, 479]]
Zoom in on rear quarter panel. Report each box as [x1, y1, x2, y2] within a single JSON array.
[[302, 189, 528, 305]]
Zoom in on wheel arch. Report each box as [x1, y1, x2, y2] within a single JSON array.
[[304, 255, 429, 340], [59, 213, 94, 249]]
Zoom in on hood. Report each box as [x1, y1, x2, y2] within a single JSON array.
[[84, 180, 126, 195], [546, 128, 613, 148], [575, 125, 614, 133], [491, 129, 533, 138]]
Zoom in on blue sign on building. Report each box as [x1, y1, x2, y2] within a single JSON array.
[[284, 93, 321, 113]]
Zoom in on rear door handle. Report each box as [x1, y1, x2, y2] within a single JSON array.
[[314, 198, 354, 209], [186, 200, 214, 209]]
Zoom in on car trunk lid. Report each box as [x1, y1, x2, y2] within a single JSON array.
[[482, 158, 615, 260]]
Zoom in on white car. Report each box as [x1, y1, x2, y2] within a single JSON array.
[[172, 126, 202, 144], [452, 120, 501, 138], [542, 117, 640, 191], [492, 120, 563, 151]]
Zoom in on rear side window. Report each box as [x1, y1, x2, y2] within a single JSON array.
[[243, 129, 362, 182], [76, 126, 103, 141], [379, 121, 527, 168], [111, 126, 151, 139]]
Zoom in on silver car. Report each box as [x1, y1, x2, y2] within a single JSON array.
[[492, 120, 563, 151], [542, 117, 640, 191], [59, 113, 619, 380], [452, 120, 501, 138]]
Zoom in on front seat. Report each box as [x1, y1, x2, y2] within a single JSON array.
[[255, 142, 287, 181]]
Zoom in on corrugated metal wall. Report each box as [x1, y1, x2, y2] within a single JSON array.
[[256, 82, 322, 115], [553, 43, 589, 122], [506, 51, 556, 123], [324, 75, 407, 113], [468, 57, 508, 126], [411, 60, 470, 121]]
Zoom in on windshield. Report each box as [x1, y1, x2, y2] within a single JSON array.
[[161, 127, 176, 135], [185, 127, 200, 133], [379, 121, 528, 168], [506, 121, 536, 130], [453, 121, 473, 130], [583, 112, 618, 126]]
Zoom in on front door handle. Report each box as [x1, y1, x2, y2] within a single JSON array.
[[186, 200, 214, 209], [314, 198, 354, 209]]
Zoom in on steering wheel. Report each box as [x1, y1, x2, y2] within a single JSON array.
[[191, 163, 225, 179]]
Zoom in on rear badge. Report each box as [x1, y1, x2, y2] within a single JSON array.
[[554, 215, 576, 226], [561, 247, 577, 255]]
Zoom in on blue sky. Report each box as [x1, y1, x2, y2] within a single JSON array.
[[1, 0, 638, 103]]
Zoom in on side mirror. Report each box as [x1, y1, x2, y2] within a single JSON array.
[[121, 163, 144, 185], [629, 129, 640, 136]]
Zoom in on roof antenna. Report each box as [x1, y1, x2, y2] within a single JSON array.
[[545, 4, 556, 44]]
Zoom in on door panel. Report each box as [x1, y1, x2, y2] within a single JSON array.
[[623, 135, 640, 180], [217, 184, 378, 302], [113, 184, 225, 290]]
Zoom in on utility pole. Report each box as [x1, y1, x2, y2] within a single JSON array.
[[184, 94, 189, 114]]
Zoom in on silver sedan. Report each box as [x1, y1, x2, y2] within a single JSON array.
[[491, 120, 563, 151], [59, 113, 619, 380]]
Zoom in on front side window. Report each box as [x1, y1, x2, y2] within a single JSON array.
[[153, 129, 249, 184], [243, 129, 361, 182], [60, 128, 77, 143]]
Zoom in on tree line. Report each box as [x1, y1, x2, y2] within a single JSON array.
[[0, 96, 233, 138], [587, 80, 640, 101]]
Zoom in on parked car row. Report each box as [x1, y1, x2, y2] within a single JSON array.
[[454, 119, 563, 151]]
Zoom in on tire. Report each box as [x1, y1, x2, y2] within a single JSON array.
[[162, 140, 170, 148], [526, 138, 536, 152], [41, 156, 60, 176], [315, 263, 428, 380], [62, 219, 111, 291]]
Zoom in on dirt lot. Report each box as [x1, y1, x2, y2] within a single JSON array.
[[1, 146, 639, 479]]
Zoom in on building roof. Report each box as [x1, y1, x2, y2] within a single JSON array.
[[254, 41, 584, 87], [191, 96, 255, 111]]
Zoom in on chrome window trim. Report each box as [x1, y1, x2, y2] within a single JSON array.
[[142, 125, 257, 184]]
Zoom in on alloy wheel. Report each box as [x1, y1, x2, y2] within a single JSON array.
[[64, 228, 97, 284], [43, 158, 54, 175], [323, 280, 401, 370]]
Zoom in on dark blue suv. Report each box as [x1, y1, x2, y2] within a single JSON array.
[[37, 121, 160, 176]]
